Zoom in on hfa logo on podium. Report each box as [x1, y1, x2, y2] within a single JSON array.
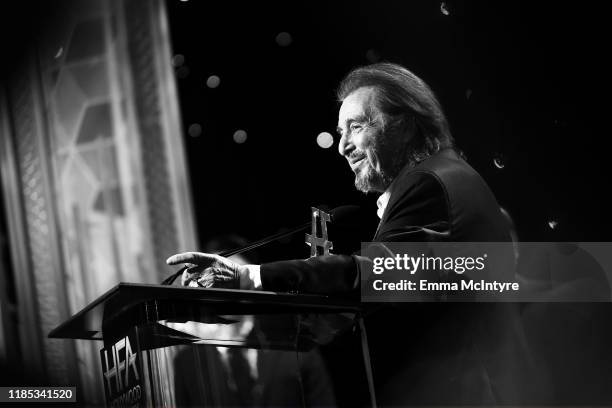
[[100, 333, 143, 407], [305, 206, 333, 257]]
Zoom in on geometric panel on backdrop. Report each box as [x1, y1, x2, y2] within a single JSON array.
[[93, 186, 125, 216], [66, 18, 105, 62], [77, 103, 112, 145], [62, 157, 98, 210], [80, 145, 119, 184], [71, 61, 109, 100], [54, 70, 87, 144]]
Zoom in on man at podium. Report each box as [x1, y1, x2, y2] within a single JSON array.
[[166, 63, 535, 405], [167, 62, 510, 293]]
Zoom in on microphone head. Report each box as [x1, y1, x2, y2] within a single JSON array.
[[329, 205, 363, 225], [314, 204, 363, 226], [319, 204, 378, 254]]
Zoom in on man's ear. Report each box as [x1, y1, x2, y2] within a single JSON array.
[[386, 115, 414, 143], [402, 115, 418, 141]]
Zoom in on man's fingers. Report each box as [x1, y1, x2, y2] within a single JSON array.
[[180, 265, 205, 286], [166, 252, 217, 266], [181, 268, 196, 286]]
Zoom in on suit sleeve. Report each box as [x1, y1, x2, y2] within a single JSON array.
[[260, 172, 450, 294], [261, 254, 360, 295]]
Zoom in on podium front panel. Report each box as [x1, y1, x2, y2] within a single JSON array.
[[50, 284, 370, 407], [99, 314, 368, 407]]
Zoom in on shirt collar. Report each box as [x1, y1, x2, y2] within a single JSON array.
[[375, 161, 417, 219], [376, 189, 392, 219]]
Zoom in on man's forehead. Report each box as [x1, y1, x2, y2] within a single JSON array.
[[338, 86, 377, 126]]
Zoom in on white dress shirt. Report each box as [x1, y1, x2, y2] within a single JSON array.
[[376, 190, 392, 219]]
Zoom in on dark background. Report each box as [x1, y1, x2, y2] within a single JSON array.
[[164, 0, 609, 259], [1, 1, 607, 254]]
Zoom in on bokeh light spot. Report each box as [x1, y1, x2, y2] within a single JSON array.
[[176, 66, 190, 79], [275, 32, 293, 47], [316, 132, 334, 149], [233, 129, 247, 144], [440, 2, 450, 15], [188, 123, 202, 137], [493, 156, 505, 169], [172, 54, 185, 67], [206, 75, 221, 88], [366, 49, 381, 63]]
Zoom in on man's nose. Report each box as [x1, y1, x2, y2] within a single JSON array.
[[338, 133, 353, 157]]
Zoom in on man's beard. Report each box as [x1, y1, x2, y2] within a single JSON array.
[[351, 127, 410, 193], [353, 157, 392, 193], [352, 141, 407, 193]]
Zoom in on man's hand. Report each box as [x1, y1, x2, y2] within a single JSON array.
[[166, 252, 261, 290]]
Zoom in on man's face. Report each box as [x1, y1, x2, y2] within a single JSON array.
[[337, 86, 394, 193]]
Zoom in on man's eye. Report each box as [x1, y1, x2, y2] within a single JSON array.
[[350, 123, 364, 132]]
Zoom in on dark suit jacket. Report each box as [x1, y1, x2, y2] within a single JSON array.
[[259, 149, 548, 405]]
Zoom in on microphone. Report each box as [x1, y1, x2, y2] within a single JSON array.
[[327, 204, 362, 227], [160, 205, 362, 285]]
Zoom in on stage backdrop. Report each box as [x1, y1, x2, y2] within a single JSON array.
[[0, 0, 197, 403]]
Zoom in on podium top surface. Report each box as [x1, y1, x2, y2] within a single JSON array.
[[49, 283, 361, 341]]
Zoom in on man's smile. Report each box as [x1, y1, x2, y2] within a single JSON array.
[[348, 155, 366, 171]]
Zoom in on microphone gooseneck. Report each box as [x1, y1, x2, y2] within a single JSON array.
[[160, 205, 361, 285]]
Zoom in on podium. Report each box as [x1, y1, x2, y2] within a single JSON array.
[[49, 283, 374, 407]]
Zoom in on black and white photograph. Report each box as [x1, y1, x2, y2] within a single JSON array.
[[0, 0, 610, 406]]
